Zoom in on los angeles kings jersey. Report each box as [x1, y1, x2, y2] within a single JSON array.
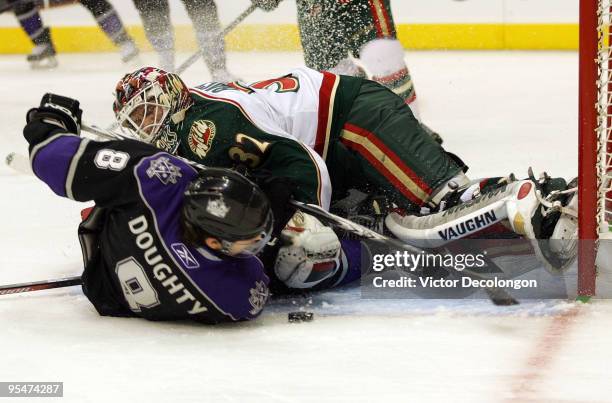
[[29, 133, 269, 324]]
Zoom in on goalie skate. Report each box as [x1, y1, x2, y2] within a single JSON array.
[[529, 174, 578, 273]]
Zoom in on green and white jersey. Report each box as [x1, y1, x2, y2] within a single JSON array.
[[170, 67, 362, 209], [190, 67, 361, 161]]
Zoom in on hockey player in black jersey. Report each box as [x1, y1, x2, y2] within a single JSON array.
[[23, 93, 271, 324]]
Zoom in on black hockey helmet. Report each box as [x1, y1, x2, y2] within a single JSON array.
[[182, 168, 274, 256]]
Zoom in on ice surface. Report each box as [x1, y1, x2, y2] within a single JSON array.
[[1, 51, 612, 402]]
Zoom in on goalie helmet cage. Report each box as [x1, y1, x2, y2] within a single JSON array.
[[579, 0, 612, 297]]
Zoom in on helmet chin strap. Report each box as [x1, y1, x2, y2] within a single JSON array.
[[219, 231, 272, 258], [217, 213, 274, 258], [154, 125, 181, 154], [170, 108, 188, 124]]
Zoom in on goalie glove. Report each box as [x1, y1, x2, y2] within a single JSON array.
[[274, 211, 342, 289], [24, 93, 82, 145]]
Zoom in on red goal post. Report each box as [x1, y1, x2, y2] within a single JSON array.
[[579, 0, 612, 297]]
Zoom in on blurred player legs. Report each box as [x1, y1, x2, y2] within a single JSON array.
[[132, 0, 236, 81], [10, 0, 139, 69], [296, 0, 421, 117]]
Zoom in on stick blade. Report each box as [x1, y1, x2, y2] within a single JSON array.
[[5, 152, 33, 175]]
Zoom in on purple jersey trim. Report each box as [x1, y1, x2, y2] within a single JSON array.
[[32, 135, 82, 198], [98, 12, 123, 39], [18, 10, 43, 38], [134, 153, 269, 320], [337, 239, 362, 287]]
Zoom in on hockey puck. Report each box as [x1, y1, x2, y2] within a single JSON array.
[[288, 311, 314, 323]]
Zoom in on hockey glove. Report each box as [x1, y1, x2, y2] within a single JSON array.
[[251, 0, 281, 12], [24, 93, 82, 145], [274, 211, 342, 289]]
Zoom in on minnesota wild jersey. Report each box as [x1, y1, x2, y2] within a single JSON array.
[[171, 66, 461, 213], [189, 67, 362, 159], [170, 67, 363, 209]]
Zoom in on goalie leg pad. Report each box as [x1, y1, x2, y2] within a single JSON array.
[[385, 180, 539, 248], [386, 178, 579, 272]]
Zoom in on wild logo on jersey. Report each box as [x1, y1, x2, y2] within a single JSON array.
[[188, 120, 216, 158]]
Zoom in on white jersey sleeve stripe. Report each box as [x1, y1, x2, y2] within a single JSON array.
[[299, 143, 332, 210], [314, 72, 340, 160]]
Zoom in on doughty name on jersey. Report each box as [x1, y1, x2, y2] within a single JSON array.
[[128, 215, 208, 315]]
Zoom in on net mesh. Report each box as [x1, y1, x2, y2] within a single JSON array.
[[597, 0, 612, 237]]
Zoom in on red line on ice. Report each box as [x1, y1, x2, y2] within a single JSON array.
[[505, 305, 583, 402]]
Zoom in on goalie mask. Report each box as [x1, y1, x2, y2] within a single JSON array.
[[182, 168, 274, 257], [113, 67, 193, 153]]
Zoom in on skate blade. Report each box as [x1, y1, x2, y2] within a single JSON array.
[[30, 57, 59, 70]]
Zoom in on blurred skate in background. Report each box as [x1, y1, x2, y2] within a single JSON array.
[[5, 0, 139, 69]]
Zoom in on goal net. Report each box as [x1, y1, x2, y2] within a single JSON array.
[[579, 0, 612, 296]]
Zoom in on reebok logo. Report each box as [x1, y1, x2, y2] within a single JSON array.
[[171, 243, 200, 269]]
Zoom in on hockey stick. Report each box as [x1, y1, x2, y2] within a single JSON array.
[[2, 2, 256, 68], [5, 152, 32, 175], [0, 276, 82, 296], [7, 124, 517, 305], [291, 201, 519, 306], [175, 3, 258, 74], [5, 122, 141, 174]]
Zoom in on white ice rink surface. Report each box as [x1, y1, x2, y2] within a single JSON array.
[[1, 51, 612, 402]]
